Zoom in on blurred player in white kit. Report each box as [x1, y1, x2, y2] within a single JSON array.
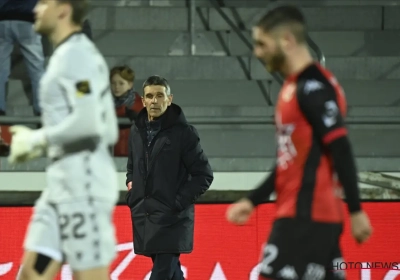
[[8, 0, 119, 279]]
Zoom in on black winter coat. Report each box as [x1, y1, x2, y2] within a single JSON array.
[[126, 104, 213, 255]]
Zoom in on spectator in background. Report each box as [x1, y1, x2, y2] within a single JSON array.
[[0, 0, 44, 116], [110, 65, 143, 156]]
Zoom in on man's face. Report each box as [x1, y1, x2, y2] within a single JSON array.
[[111, 74, 133, 97], [33, 0, 66, 35], [142, 85, 172, 120], [252, 26, 286, 73]]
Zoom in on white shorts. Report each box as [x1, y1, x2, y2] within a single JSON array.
[[23, 197, 117, 271]]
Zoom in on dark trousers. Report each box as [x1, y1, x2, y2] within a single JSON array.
[[149, 254, 184, 280]]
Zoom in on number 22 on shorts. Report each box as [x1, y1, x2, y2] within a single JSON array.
[[59, 213, 87, 240]]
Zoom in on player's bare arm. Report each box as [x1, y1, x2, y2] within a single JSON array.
[[226, 168, 276, 225]]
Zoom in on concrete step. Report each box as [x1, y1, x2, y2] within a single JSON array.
[[92, 30, 400, 57], [90, 0, 400, 7], [88, 6, 395, 31], [0, 116, 399, 158], [101, 56, 400, 80], [192, 124, 400, 157], [139, 79, 400, 106], [9, 55, 380, 82], [6, 79, 400, 114], [6, 97, 400, 118], [251, 56, 400, 80]]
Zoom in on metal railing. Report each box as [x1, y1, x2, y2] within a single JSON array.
[[208, 0, 283, 84], [208, 0, 326, 83], [0, 0, 399, 127], [189, 0, 196, 55]]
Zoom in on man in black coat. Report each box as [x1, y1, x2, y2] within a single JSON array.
[[125, 75, 213, 280]]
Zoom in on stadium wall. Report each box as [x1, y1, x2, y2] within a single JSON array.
[[2, 172, 398, 191], [0, 202, 399, 280]]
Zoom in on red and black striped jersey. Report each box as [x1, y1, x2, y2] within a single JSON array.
[[274, 63, 348, 223]]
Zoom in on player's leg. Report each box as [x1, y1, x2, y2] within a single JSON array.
[[13, 20, 44, 114], [60, 199, 116, 280], [17, 251, 61, 280], [0, 20, 15, 114], [18, 199, 63, 280], [73, 267, 110, 280], [259, 219, 335, 280], [258, 219, 295, 280], [325, 256, 346, 280], [325, 230, 346, 280], [301, 222, 344, 280]]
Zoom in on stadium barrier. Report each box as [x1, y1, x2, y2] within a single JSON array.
[[0, 202, 399, 280]]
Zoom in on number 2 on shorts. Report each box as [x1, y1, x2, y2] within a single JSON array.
[[261, 244, 279, 274]]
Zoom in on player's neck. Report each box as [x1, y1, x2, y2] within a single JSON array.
[[50, 24, 82, 48], [283, 46, 314, 77]]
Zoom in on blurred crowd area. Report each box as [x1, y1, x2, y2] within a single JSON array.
[[0, 1, 140, 156]]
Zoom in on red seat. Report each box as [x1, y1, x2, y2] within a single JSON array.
[[114, 128, 130, 156]]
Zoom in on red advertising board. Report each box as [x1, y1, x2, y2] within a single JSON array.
[[0, 202, 399, 279]]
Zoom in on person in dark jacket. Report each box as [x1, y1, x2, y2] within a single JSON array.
[[126, 75, 213, 280], [0, 0, 44, 115]]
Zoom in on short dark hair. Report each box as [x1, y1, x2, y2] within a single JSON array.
[[142, 75, 171, 95], [110, 65, 135, 83], [58, 0, 89, 25], [256, 5, 307, 43]]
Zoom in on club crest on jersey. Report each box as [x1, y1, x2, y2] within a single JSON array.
[[303, 79, 324, 94], [281, 83, 296, 102], [276, 114, 297, 170], [75, 80, 91, 97]]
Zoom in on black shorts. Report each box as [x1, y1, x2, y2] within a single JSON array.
[[258, 218, 346, 280]]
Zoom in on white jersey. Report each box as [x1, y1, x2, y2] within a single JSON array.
[[38, 32, 119, 203]]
